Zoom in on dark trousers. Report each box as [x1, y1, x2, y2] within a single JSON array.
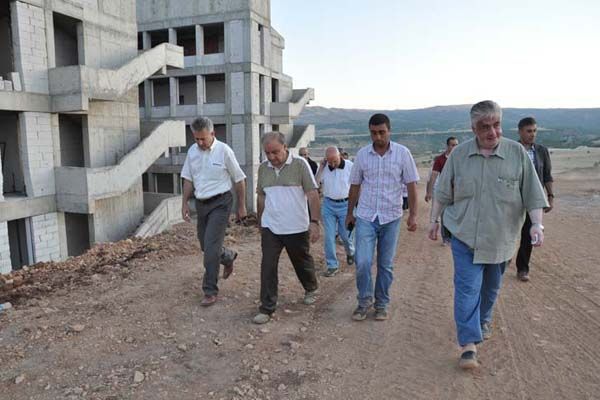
[[516, 214, 533, 274], [195, 192, 236, 296], [259, 228, 318, 315]]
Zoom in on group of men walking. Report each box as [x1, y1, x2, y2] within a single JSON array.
[[180, 100, 553, 370]]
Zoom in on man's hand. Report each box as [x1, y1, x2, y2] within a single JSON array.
[[182, 201, 191, 223], [544, 196, 554, 213], [407, 214, 417, 232], [428, 222, 439, 241], [309, 222, 321, 243], [529, 225, 544, 247], [425, 193, 432, 203], [345, 214, 356, 231], [320, 158, 327, 169], [237, 204, 247, 221]]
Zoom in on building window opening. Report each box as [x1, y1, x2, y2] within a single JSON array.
[[204, 74, 225, 104], [58, 114, 86, 167], [177, 76, 197, 105], [65, 213, 90, 257], [203, 23, 224, 54], [152, 78, 170, 107], [176, 26, 196, 56], [0, 111, 26, 196], [53, 12, 82, 67], [8, 218, 33, 270], [0, 1, 14, 79], [150, 29, 169, 47]]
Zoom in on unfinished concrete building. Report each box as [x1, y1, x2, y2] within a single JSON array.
[[0, 0, 185, 273], [137, 0, 315, 209]]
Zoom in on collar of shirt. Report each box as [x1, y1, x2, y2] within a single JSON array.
[[328, 158, 346, 171], [267, 151, 293, 170], [468, 138, 507, 159], [198, 138, 218, 153], [368, 142, 392, 156]]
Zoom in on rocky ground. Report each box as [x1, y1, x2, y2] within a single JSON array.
[[1, 162, 599, 400]]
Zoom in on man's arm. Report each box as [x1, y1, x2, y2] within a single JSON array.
[[544, 181, 554, 213], [406, 181, 418, 231], [257, 193, 265, 225], [234, 179, 247, 220], [427, 199, 444, 240], [306, 189, 321, 243], [181, 179, 194, 222], [315, 159, 327, 187], [345, 184, 360, 227], [426, 171, 440, 202], [528, 208, 545, 247]]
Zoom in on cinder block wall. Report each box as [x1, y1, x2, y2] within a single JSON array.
[[31, 213, 61, 262], [0, 222, 11, 274]]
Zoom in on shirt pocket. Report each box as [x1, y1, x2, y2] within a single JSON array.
[[207, 154, 228, 179], [454, 177, 475, 202], [496, 176, 520, 203]]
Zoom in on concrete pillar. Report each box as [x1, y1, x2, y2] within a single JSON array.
[[195, 25, 204, 58], [76, 22, 85, 65], [173, 174, 181, 194], [144, 80, 152, 118], [45, 10, 56, 68], [0, 222, 11, 274], [147, 172, 156, 192], [196, 75, 204, 115], [56, 212, 69, 260], [169, 77, 177, 116], [168, 28, 177, 45], [142, 31, 151, 50]]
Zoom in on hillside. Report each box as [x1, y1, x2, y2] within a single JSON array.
[[298, 105, 600, 154]]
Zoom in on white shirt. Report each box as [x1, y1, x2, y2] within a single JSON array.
[[181, 139, 246, 200], [318, 159, 353, 200], [258, 152, 318, 235]]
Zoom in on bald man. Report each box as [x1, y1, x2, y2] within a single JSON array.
[[315, 147, 355, 277]]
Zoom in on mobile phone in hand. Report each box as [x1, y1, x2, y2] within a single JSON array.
[[347, 221, 355, 232]]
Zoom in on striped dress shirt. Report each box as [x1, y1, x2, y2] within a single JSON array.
[[350, 141, 420, 224]]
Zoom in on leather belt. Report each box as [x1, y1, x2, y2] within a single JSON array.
[[326, 197, 349, 203], [197, 191, 229, 204]]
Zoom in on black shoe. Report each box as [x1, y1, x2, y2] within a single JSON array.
[[352, 305, 369, 321], [459, 350, 479, 370], [323, 268, 339, 278], [347, 254, 355, 265], [374, 308, 388, 321], [517, 271, 530, 282]]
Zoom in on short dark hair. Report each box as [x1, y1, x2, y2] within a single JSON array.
[[518, 117, 537, 129], [368, 113, 391, 130], [446, 136, 457, 145]]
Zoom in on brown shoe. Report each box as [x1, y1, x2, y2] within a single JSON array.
[[517, 271, 530, 282], [200, 295, 218, 306], [459, 350, 479, 370], [223, 251, 238, 280]]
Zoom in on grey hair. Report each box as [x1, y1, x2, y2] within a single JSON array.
[[262, 131, 286, 146], [470, 100, 502, 126], [191, 116, 214, 133]]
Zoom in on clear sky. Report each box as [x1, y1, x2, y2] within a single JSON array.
[[271, 0, 600, 110]]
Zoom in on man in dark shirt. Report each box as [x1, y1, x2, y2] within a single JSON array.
[[425, 137, 459, 245], [516, 117, 554, 282], [299, 147, 318, 176]]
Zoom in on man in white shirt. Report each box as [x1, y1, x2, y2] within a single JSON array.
[[315, 146, 355, 277], [181, 117, 247, 307], [252, 132, 321, 324]]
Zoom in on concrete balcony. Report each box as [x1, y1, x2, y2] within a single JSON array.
[[270, 88, 315, 124], [49, 43, 184, 112], [55, 120, 185, 213], [289, 124, 315, 149]]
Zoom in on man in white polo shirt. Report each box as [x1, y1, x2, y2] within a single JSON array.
[[253, 132, 321, 324], [181, 117, 247, 307], [315, 146, 355, 277]]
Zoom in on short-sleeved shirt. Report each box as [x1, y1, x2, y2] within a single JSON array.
[[257, 152, 318, 235], [181, 139, 246, 200], [349, 141, 420, 224], [432, 152, 448, 173], [318, 158, 353, 200], [434, 137, 549, 264]]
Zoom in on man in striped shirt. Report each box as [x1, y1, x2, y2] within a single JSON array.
[[346, 113, 420, 321]]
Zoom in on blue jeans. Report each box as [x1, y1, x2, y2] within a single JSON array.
[[322, 198, 355, 270], [355, 216, 401, 309], [451, 237, 506, 346]]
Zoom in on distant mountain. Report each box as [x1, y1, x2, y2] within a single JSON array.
[[297, 105, 600, 155]]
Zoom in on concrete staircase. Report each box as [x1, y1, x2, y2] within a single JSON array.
[[270, 87, 315, 123], [56, 120, 185, 213], [49, 43, 183, 112]]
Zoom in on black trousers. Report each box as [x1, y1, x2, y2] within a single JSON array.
[[195, 192, 236, 296], [259, 228, 318, 315], [516, 214, 533, 274]]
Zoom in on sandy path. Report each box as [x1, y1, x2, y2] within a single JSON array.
[[1, 174, 599, 400]]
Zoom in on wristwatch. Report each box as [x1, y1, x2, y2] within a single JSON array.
[[532, 223, 544, 231], [310, 219, 320, 225]]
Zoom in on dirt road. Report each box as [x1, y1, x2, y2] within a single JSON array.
[[1, 171, 599, 400]]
